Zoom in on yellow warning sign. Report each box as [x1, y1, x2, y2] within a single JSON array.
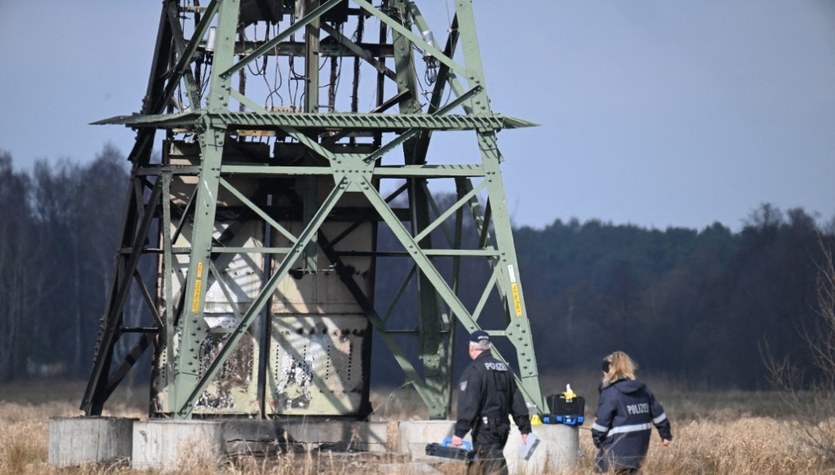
[[511, 282, 523, 317], [191, 278, 202, 313]]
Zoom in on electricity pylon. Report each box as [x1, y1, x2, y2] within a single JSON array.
[[81, 0, 544, 420]]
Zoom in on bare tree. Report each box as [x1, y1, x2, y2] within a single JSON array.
[[766, 238, 835, 460], [0, 152, 39, 381]]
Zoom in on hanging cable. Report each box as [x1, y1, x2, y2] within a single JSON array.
[[350, 14, 364, 114], [262, 23, 285, 111]]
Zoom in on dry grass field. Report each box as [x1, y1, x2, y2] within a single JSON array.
[[2, 378, 835, 474]]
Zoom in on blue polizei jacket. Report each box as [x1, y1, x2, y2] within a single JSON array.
[[590, 378, 672, 472]]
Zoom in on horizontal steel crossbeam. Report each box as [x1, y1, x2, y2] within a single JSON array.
[[94, 111, 537, 131]]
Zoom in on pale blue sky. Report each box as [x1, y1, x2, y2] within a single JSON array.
[[1, 0, 834, 231]]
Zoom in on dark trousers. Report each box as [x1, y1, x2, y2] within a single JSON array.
[[467, 443, 507, 475], [594, 448, 642, 474], [468, 423, 510, 475]]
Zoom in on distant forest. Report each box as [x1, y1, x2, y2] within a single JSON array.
[[1, 146, 832, 391]]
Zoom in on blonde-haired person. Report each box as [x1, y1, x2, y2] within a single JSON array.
[[590, 351, 672, 474]]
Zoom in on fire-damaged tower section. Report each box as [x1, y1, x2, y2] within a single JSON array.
[[81, 0, 544, 420]]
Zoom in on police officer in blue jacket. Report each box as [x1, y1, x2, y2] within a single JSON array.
[[591, 351, 672, 474], [451, 330, 531, 475]]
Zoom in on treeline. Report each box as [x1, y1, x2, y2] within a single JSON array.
[[0, 148, 831, 390], [515, 207, 832, 389], [0, 147, 128, 381]]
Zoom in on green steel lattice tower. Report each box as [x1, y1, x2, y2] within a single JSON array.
[[81, 0, 545, 420]]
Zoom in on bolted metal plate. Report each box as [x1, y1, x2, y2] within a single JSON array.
[[268, 315, 367, 415]]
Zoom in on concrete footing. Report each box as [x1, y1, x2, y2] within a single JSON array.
[[505, 424, 580, 474], [398, 420, 459, 457], [49, 417, 579, 473], [132, 420, 224, 470], [48, 417, 135, 467]]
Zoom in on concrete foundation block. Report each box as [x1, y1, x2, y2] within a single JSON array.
[[504, 424, 579, 474], [131, 420, 224, 470], [48, 416, 135, 467], [220, 419, 393, 454], [348, 421, 391, 452]]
